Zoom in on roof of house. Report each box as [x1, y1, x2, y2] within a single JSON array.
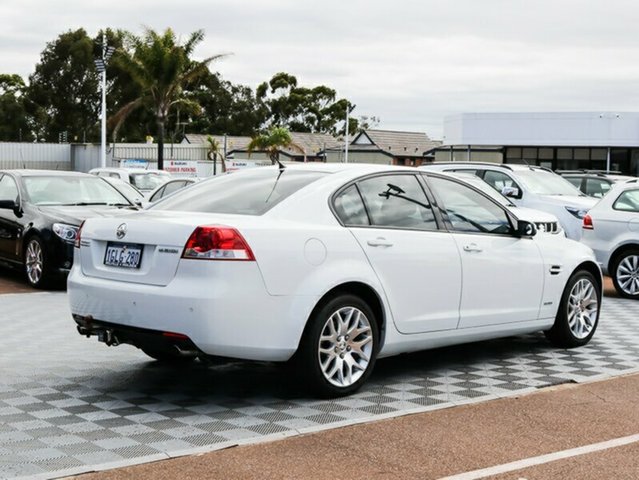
[[183, 132, 341, 157], [351, 129, 442, 157]]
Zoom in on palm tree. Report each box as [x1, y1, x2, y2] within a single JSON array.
[[110, 28, 226, 170], [206, 135, 225, 174], [247, 127, 306, 165]]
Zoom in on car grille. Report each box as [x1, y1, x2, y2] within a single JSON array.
[[534, 221, 560, 234]]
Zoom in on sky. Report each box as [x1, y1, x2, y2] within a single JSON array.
[[2, 0, 639, 139]]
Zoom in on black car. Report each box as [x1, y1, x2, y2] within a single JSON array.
[[0, 170, 137, 288]]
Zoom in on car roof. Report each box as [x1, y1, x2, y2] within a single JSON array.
[[419, 162, 553, 172], [0, 169, 92, 177], [89, 167, 166, 173]]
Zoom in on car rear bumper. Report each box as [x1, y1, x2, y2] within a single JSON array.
[[67, 261, 318, 362]]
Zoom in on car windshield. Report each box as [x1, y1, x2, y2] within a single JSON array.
[[152, 168, 328, 215], [110, 180, 143, 200], [23, 175, 131, 206], [515, 170, 584, 196], [129, 172, 171, 190]]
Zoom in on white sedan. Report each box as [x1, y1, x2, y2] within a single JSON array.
[[68, 164, 602, 396]]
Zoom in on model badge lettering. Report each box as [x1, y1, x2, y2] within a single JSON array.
[[158, 248, 179, 254]]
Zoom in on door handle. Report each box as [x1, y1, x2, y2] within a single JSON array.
[[367, 237, 394, 248], [463, 243, 482, 252]]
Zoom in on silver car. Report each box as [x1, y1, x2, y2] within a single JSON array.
[[581, 181, 639, 298]]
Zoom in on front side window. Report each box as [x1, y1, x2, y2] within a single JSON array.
[[356, 174, 437, 229], [483, 170, 521, 195], [0, 175, 19, 202], [613, 189, 639, 212], [427, 176, 513, 234]]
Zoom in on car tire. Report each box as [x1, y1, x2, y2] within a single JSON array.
[[611, 249, 639, 299], [23, 236, 52, 289], [141, 348, 196, 364], [296, 294, 379, 397], [545, 270, 600, 348]]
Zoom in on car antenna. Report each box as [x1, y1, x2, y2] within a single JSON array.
[[276, 158, 286, 171]]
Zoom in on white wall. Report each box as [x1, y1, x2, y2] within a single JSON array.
[[444, 112, 639, 147]]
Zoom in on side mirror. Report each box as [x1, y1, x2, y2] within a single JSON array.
[[501, 186, 521, 198], [517, 220, 537, 237], [0, 199, 18, 210]]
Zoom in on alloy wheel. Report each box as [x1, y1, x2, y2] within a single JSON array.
[[318, 306, 374, 388], [616, 255, 639, 296], [566, 278, 599, 339], [25, 240, 43, 285]]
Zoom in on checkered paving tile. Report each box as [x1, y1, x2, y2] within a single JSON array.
[[1, 292, 638, 479]]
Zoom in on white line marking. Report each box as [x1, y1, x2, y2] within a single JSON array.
[[438, 433, 639, 480]]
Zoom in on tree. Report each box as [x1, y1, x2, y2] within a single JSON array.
[[0, 74, 31, 141], [187, 71, 266, 136], [256, 72, 353, 135], [206, 135, 225, 174], [110, 28, 225, 169], [25, 29, 103, 142], [247, 127, 305, 165]]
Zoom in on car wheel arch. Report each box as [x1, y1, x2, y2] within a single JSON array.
[[300, 281, 387, 352], [608, 243, 639, 274], [571, 260, 602, 293]]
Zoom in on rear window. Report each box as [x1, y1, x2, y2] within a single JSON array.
[[152, 168, 328, 215]]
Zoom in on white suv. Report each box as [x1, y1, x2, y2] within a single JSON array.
[[420, 163, 597, 240]]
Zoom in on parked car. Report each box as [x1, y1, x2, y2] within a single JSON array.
[[581, 181, 639, 299], [68, 164, 601, 396], [147, 177, 198, 204], [420, 163, 597, 240], [0, 170, 138, 288], [557, 170, 636, 198], [448, 172, 563, 236], [89, 167, 172, 193], [100, 177, 146, 207]]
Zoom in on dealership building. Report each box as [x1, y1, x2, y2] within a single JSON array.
[[436, 112, 639, 176]]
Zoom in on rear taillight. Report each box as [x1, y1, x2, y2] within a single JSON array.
[[583, 214, 593, 230], [74, 221, 85, 248], [182, 225, 255, 261]]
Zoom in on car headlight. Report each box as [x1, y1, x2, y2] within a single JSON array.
[[53, 223, 79, 243], [565, 207, 588, 219]]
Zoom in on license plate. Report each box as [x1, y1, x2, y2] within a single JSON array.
[[104, 242, 143, 269]]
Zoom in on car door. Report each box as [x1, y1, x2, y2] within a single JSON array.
[[0, 174, 22, 261], [425, 174, 545, 329], [334, 173, 462, 334]]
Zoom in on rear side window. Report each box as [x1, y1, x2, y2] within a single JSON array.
[[153, 169, 327, 215], [585, 178, 612, 198], [356, 174, 437, 230], [613, 189, 639, 212], [333, 185, 369, 226]]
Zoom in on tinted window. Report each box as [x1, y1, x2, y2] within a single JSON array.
[[0, 175, 19, 202], [153, 169, 327, 215], [333, 185, 369, 226], [613, 189, 639, 212], [564, 176, 583, 189], [428, 176, 513, 234], [585, 178, 612, 198], [356, 174, 437, 229]]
